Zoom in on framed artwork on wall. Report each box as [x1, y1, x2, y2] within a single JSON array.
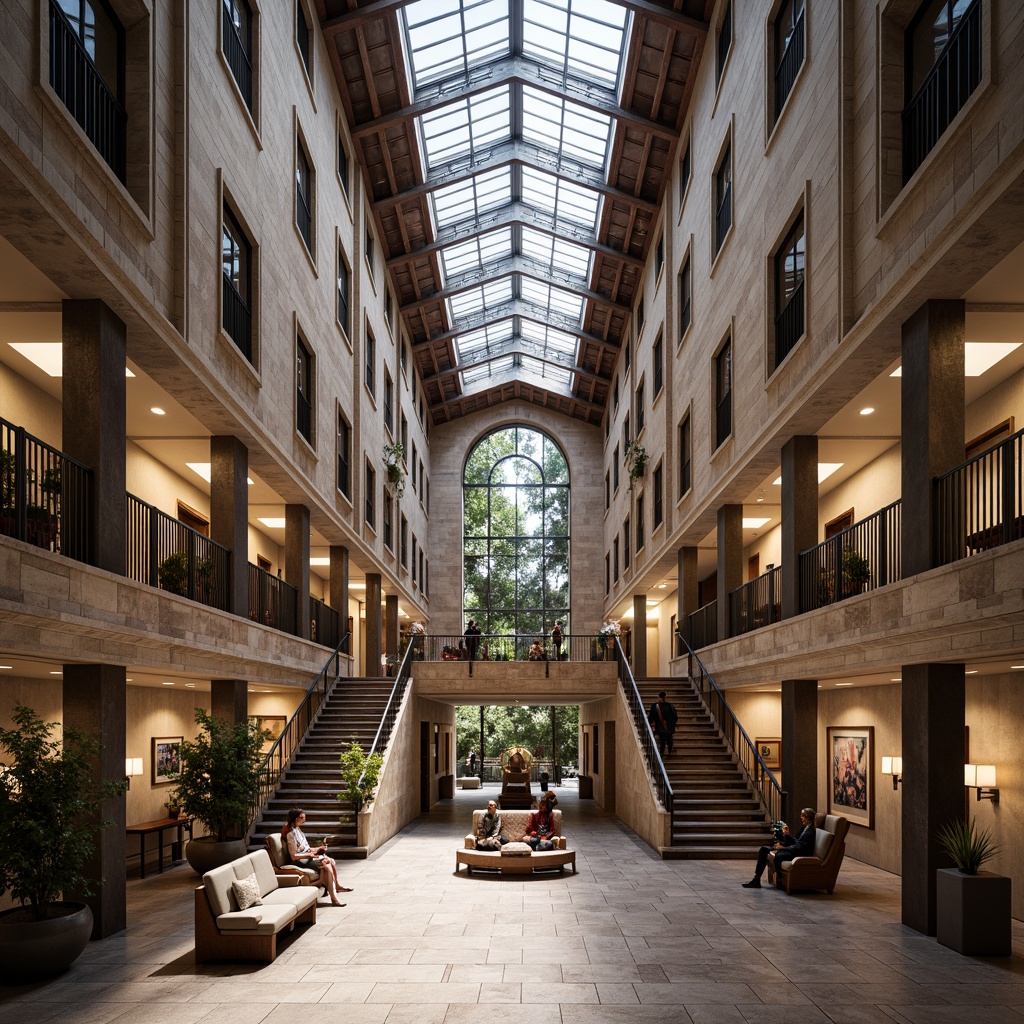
[[755, 737, 781, 770], [249, 716, 286, 752], [827, 725, 874, 828], [152, 736, 183, 785]]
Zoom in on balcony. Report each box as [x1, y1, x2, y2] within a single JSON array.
[[729, 566, 782, 637]]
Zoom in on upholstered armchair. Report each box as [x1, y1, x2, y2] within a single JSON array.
[[768, 814, 850, 894]]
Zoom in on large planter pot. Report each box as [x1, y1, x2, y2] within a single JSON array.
[[936, 867, 1012, 956], [0, 902, 93, 981], [185, 836, 248, 875]]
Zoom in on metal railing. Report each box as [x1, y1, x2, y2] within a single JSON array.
[[1, 416, 91, 561], [125, 494, 231, 611], [222, 273, 252, 362], [250, 634, 349, 833], [309, 595, 340, 649], [935, 426, 1023, 565], [402, 632, 603, 669], [687, 600, 718, 649], [296, 389, 312, 442], [357, 636, 416, 792], [248, 563, 298, 634], [678, 631, 783, 825], [902, 0, 981, 182], [49, 0, 126, 181], [774, 8, 804, 118], [774, 279, 804, 368], [729, 565, 782, 637], [222, 2, 252, 109], [799, 501, 901, 612], [612, 636, 673, 816]]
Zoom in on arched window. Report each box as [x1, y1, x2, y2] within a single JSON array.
[[463, 426, 569, 638]]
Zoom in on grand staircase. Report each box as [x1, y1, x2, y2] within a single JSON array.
[[249, 677, 394, 857], [636, 678, 772, 858]]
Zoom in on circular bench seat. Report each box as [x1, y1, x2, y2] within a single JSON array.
[[456, 846, 576, 875]]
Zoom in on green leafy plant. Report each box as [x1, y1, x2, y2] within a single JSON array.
[[624, 439, 648, 488], [936, 817, 1000, 875], [158, 551, 189, 595], [841, 546, 870, 591], [383, 441, 407, 499], [0, 705, 126, 920], [337, 739, 383, 820], [167, 709, 267, 842], [0, 449, 16, 511]]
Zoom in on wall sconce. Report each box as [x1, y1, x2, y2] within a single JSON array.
[[881, 756, 902, 790], [125, 757, 143, 789], [964, 763, 999, 803]]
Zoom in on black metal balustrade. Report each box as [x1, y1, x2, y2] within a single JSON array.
[[248, 562, 298, 635], [222, 2, 252, 109], [774, 279, 804, 367], [935, 427, 1023, 565], [729, 565, 782, 637], [774, 8, 805, 118], [902, 0, 981, 182], [687, 600, 718, 649], [799, 501, 901, 613], [356, 639, 415, 795], [48, 0, 126, 181], [309, 595, 340, 648], [296, 389, 312, 442], [402, 633, 596, 668], [125, 494, 230, 611], [222, 273, 252, 362], [1, 416, 91, 561]]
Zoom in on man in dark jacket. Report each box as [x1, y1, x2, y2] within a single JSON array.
[[742, 807, 817, 888], [464, 619, 481, 660], [648, 690, 678, 756]]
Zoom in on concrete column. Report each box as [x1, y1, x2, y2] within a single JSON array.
[[212, 679, 248, 726], [902, 662, 965, 935], [365, 573, 382, 676], [781, 435, 818, 618], [385, 594, 400, 663], [62, 664, 126, 938], [901, 300, 965, 576], [781, 679, 817, 826], [677, 545, 698, 649], [61, 300, 126, 573], [285, 504, 310, 639], [210, 436, 248, 615], [330, 545, 350, 655], [632, 594, 647, 678], [716, 504, 743, 640]]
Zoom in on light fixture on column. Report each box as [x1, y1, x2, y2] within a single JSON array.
[[125, 757, 143, 789], [964, 763, 999, 803], [881, 756, 902, 790]]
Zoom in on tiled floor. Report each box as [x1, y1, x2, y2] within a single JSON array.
[[3, 785, 1023, 1023]]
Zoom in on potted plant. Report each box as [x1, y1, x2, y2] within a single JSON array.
[[167, 708, 267, 874], [164, 799, 182, 819], [840, 546, 870, 596], [935, 817, 1011, 956], [598, 619, 621, 660], [383, 441, 407, 499], [337, 740, 383, 848], [624, 440, 647, 490], [158, 550, 189, 595], [0, 705, 127, 981]]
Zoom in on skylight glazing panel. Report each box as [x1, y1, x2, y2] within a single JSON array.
[[520, 167, 599, 228], [404, 0, 510, 89], [440, 227, 513, 280], [521, 354, 572, 387], [520, 277, 582, 319], [448, 277, 514, 320], [462, 355, 513, 386], [521, 87, 610, 169], [520, 320, 578, 357], [432, 167, 512, 229], [521, 226, 591, 278], [523, 0, 627, 90], [420, 87, 511, 169], [456, 319, 515, 360]]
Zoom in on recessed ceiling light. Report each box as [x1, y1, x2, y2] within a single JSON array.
[[150, 407, 166, 415], [859, 407, 874, 415], [891, 677, 901, 682], [8, 343, 134, 377], [185, 682, 195, 688], [310, 557, 330, 566], [0, 665, 11, 670], [890, 342, 1022, 379], [258, 517, 286, 529], [162, 681, 175, 685], [1012, 665, 1024, 670], [743, 517, 771, 529], [658, 584, 666, 589], [835, 682, 853, 687], [773, 463, 843, 485], [965, 670, 978, 675], [49, 670, 62, 675], [126, 677, 133, 682]]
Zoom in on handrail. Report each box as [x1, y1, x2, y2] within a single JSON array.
[[356, 636, 416, 790], [401, 632, 613, 665], [676, 630, 784, 825], [612, 637, 673, 816], [249, 632, 350, 834]]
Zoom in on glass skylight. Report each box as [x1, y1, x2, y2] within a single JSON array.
[[521, 226, 591, 278], [432, 167, 512, 229], [405, 0, 510, 89], [519, 320, 579, 358], [520, 278, 583, 319], [448, 278, 514, 321], [521, 166, 600, 228], [440, 227, 513, 281], [420, 87, 511, 168], [521, 87, 611, 169], [455, 319, 515, 361], [522, 0, 627, 90]]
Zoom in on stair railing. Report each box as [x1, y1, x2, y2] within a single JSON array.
[[675, 630, 784, 824], [249, 632, 350, 833], [357, 632, 416, 791], [613, 637, 674, 816]]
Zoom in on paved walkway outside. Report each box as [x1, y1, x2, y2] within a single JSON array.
[[2, 785, 1023, 1023]]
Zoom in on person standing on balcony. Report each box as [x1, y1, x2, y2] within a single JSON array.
[[648, 691, 678, 757], [551, 620, 563, 660], [464, 619, 481, 661]]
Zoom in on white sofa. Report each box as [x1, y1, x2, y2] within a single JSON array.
[[194, 848, 319, 963], [456, 808, 576, 875]]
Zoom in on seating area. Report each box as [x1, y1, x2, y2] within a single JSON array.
[[194, 848, 319, 963], [456, 776, 481, 789], [768, 813, 850, 894], [456, 808, 576, 875], [264, 832, 327, 895]]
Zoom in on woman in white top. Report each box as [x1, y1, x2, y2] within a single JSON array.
[[282, 807, 351, 906]]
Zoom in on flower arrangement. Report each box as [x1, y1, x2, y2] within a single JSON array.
[[382, 441, 407, 499], [409, 621, 425, 635], [599, 619, 621, 639]]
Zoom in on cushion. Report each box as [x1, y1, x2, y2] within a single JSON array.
[[246, 849, 280, 896], [203, 862, 241, 918], [813, 830, 835, 859], [501, 841, 532, 857], [217, 910, 264, 930], [231, 872, 263, 911]]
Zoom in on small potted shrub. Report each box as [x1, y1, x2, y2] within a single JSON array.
[[158, 550, 189, 596], [337, 740, 383, 848], [840, 546, 870, 596]]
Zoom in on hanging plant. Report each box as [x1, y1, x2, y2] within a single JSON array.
[[624, 440, 648, 489], [383, 441, 407, 499]]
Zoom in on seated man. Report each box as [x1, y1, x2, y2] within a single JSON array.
[[742, 806, 816, 889], [528, 641, 544, 660], [524, 791, 560, 851], [475, 799, 506, 850]]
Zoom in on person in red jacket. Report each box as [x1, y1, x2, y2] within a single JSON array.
[[525, 792, 560, 850]]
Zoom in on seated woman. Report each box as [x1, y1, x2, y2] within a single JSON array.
[[475, 799, 507, 850], [283, 807, 352, 906], [524, 791, 560, 850], [528, 641, 545, 661]]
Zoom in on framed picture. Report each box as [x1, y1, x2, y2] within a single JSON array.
[[249, 715, 286, 752], [152, 736, 183, 785], [827, 726, 874, 829], [755, 737, 781, 770]]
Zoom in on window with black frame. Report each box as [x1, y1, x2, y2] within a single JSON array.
[[715, 338, 732, 448], [337, 249, 350, 336], [773, 0, 805, 122], [337, 413, 350, 497], [653, 334, 664, 396], [295, 138, 314, 254], [636, 495, 645, 551], [384, 369, 394, 435], [679, 256, 691, 339], [679, 142, 691, 205], [296, 0, 311, 77], [365, 328, 376, 396], [679, 415, 691, 497], [714, 143, 732, 256], [623, 518, 630, 570], [774, 212, 805, 369], [222, 0, 253, 110], [716, 1, 732, 87], [653, 463, 663, 528], [296, 336, 313, 443], [222, 204, 252, 362], [904, 0, 981, 182], [383, 490, 393, 551], [365, 463, 375, 529], [338, 134, 349, 196]]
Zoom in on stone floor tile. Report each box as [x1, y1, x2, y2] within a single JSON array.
[[596, 982, 640, 1003], [478, 982, 522, 1002], [367, 983, 482, 1003]]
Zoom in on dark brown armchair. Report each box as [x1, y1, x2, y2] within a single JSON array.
[[768, 814, 850, 894]]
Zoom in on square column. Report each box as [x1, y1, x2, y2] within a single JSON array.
[[716, 504, 742, 641], [365, 573, 382, 676], [61, 300, 126, 573], [902, 662, 965, 935], [210, 436, 248, 615], [781, 679, 817, 825], [330, 545, 350, 654], [677, 546, 698, 650], [62, 663, 126, 938], [285, 504, 310, 639], [385, 594, 399, 663], [632, 594, 647, 678], [212, 680, 248, 726], [901, 300, 965, 576], [781, 436, 818, 618]]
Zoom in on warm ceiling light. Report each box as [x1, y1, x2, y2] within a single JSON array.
[[150, 407, 166, 415], [187, 462, 253, 485], [835, 682, 853, 687], [257, 517, 286, 528], [891, 677, 902, 682], [965, 670, 978, 675], [859, 407, 874, 415], [309, 557, 330, 566], [743, 517, 771, 529], [185, 683, 195, 688], [126, 677, 133, 682], [1012, 665, 1024, 670], [658, 584, 667, 589], [0, 665, 11, 670], [49, 670, 63, 675], [773, 463, 843, 485], [8, 342, 135, 377], [162, 681, 175, 685], [890, 342, 1022, 379], [349, 583, 366, 590]]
